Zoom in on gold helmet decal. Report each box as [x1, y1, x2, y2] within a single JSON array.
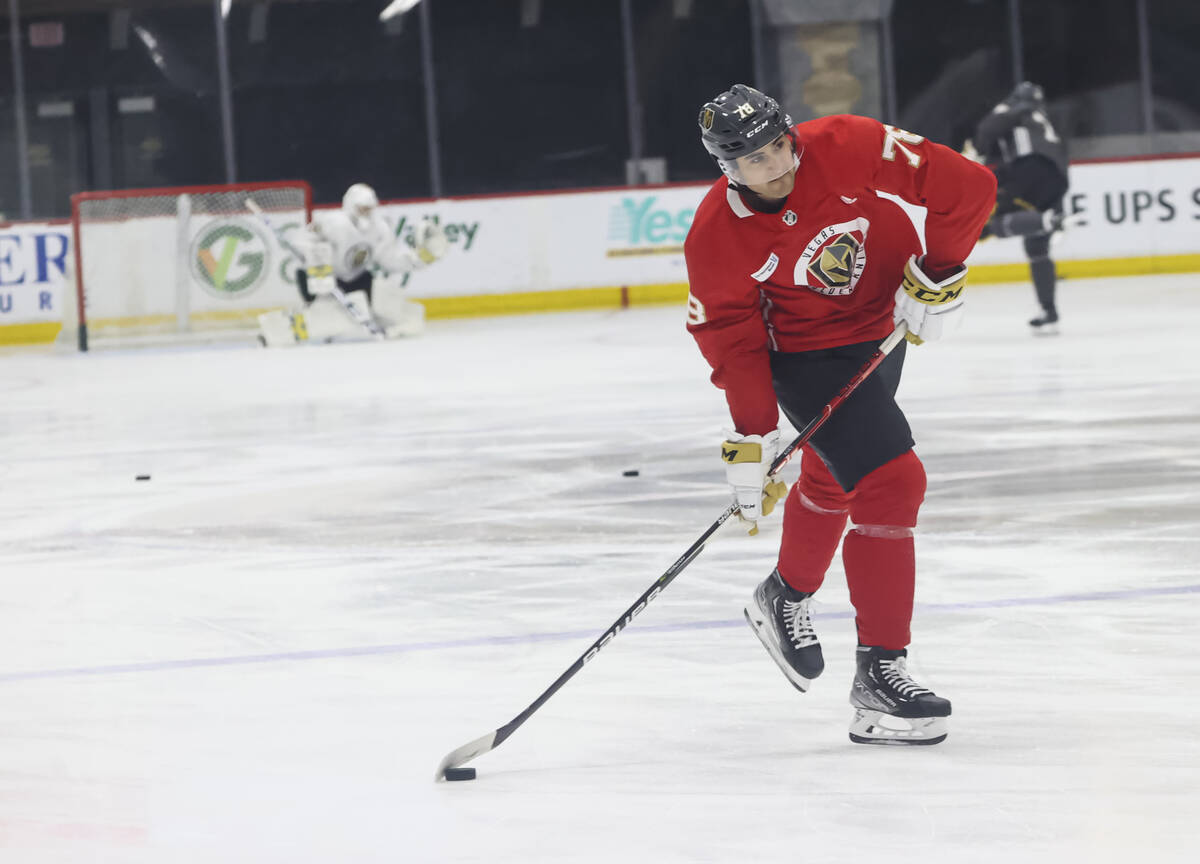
[[701, 108, 715, 130]]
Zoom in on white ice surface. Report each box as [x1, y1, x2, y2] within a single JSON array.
[[1, 274, 1198, 863]]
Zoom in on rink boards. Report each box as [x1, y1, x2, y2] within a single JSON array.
[[2, 153, 1199, 345]]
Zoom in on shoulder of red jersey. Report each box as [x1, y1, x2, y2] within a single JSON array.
[[792, 114, 884, 154]]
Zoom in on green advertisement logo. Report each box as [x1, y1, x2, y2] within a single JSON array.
[[606, 196, 695, 257], [191, 218, 271, 297]]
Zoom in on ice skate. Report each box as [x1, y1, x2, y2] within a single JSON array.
[[1029, 308, 1059, 335], [848, 646, 950, 745], [744, 569, 823, 692]]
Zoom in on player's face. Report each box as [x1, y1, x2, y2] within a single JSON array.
[[348, 203, 375, 231], [731, 134, 796, 198]]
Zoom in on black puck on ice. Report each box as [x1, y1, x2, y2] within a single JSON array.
[[135, 475, 151, 481], [443, 767, 476, 782], [622, 470, 640, 477]]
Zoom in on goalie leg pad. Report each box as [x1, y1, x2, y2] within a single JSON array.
[[372, 277, 426, 337], [304, 295, 372, 343], [257, 309, 305, 348], [383, 300, 426, 338]]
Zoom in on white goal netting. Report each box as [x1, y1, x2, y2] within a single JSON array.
[[65, 181, 312, 350]]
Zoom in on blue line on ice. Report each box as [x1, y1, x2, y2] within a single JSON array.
[[2, 582, 1197, 683]]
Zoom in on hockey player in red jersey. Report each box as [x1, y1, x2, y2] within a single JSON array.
[[685, 84, 995, 745]]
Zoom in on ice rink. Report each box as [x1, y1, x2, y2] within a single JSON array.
[[2, 273, 1198, 863]]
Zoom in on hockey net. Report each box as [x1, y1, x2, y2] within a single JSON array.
[[66, 180, 312, 350]]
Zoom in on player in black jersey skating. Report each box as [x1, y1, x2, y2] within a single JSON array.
[[969, 82, 1073, 334]]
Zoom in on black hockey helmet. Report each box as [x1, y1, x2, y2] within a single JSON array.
[[699, 84, 794, 176], [1009, 81, 1045, 107]]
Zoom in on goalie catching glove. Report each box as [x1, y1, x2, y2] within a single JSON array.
[[721, 430, 788, 535], [893, 254, 967, 345]]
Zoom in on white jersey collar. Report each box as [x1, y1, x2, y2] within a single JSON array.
[[725, 185, 755, 219]]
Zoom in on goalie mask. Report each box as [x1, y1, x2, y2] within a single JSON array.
[[342, 183, 379, 231], [699, 84, 798, 187]]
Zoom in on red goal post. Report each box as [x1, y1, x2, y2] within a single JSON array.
[[68, 180, 313, 351]]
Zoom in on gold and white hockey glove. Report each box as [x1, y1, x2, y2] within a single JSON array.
[[304, 240, 336, 295], [415, 217, 449, 264], [894, 254, 967, 345], [721, 430, 788, 536]]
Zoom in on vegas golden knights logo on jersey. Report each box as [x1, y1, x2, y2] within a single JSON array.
[[807, 233, 861, 293], [795, 218, 870, 297]]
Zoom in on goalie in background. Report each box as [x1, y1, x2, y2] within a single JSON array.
[[966, 81, 1072, 334], [258, 183, 449, 347]]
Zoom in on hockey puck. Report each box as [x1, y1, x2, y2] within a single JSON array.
[[135, 475, 151, 481], [622, 470, 640, 477], [443, 767, 476, 782]]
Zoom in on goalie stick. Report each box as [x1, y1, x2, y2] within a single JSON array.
[[434, 321, 910, 781], [244, 197, 386, 340]]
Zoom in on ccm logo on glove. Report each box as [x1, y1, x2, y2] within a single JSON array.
[[893, 254, 968, 345], [721, 430, 788, 535]]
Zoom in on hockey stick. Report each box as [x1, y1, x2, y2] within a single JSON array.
[[434, 321, 910, 781], [244, 197, 386, 340]]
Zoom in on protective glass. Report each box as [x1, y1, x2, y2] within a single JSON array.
[[718, 134, 798, 186]]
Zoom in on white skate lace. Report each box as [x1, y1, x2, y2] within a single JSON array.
[[781, 598, 818, 649], [878, 657, 932, 699]]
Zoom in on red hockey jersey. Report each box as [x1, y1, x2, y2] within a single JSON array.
[[684, 114, 996, 436]]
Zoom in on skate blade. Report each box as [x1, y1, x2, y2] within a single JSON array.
[[743, 607, 813, 693], [848, 709, 948, 746], [1030, 323, 1060, 336]]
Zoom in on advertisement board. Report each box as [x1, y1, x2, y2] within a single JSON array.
[[0, 222, 72, 325], [3, 154, 1199, 345], [968, 155, 1200, 266]]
